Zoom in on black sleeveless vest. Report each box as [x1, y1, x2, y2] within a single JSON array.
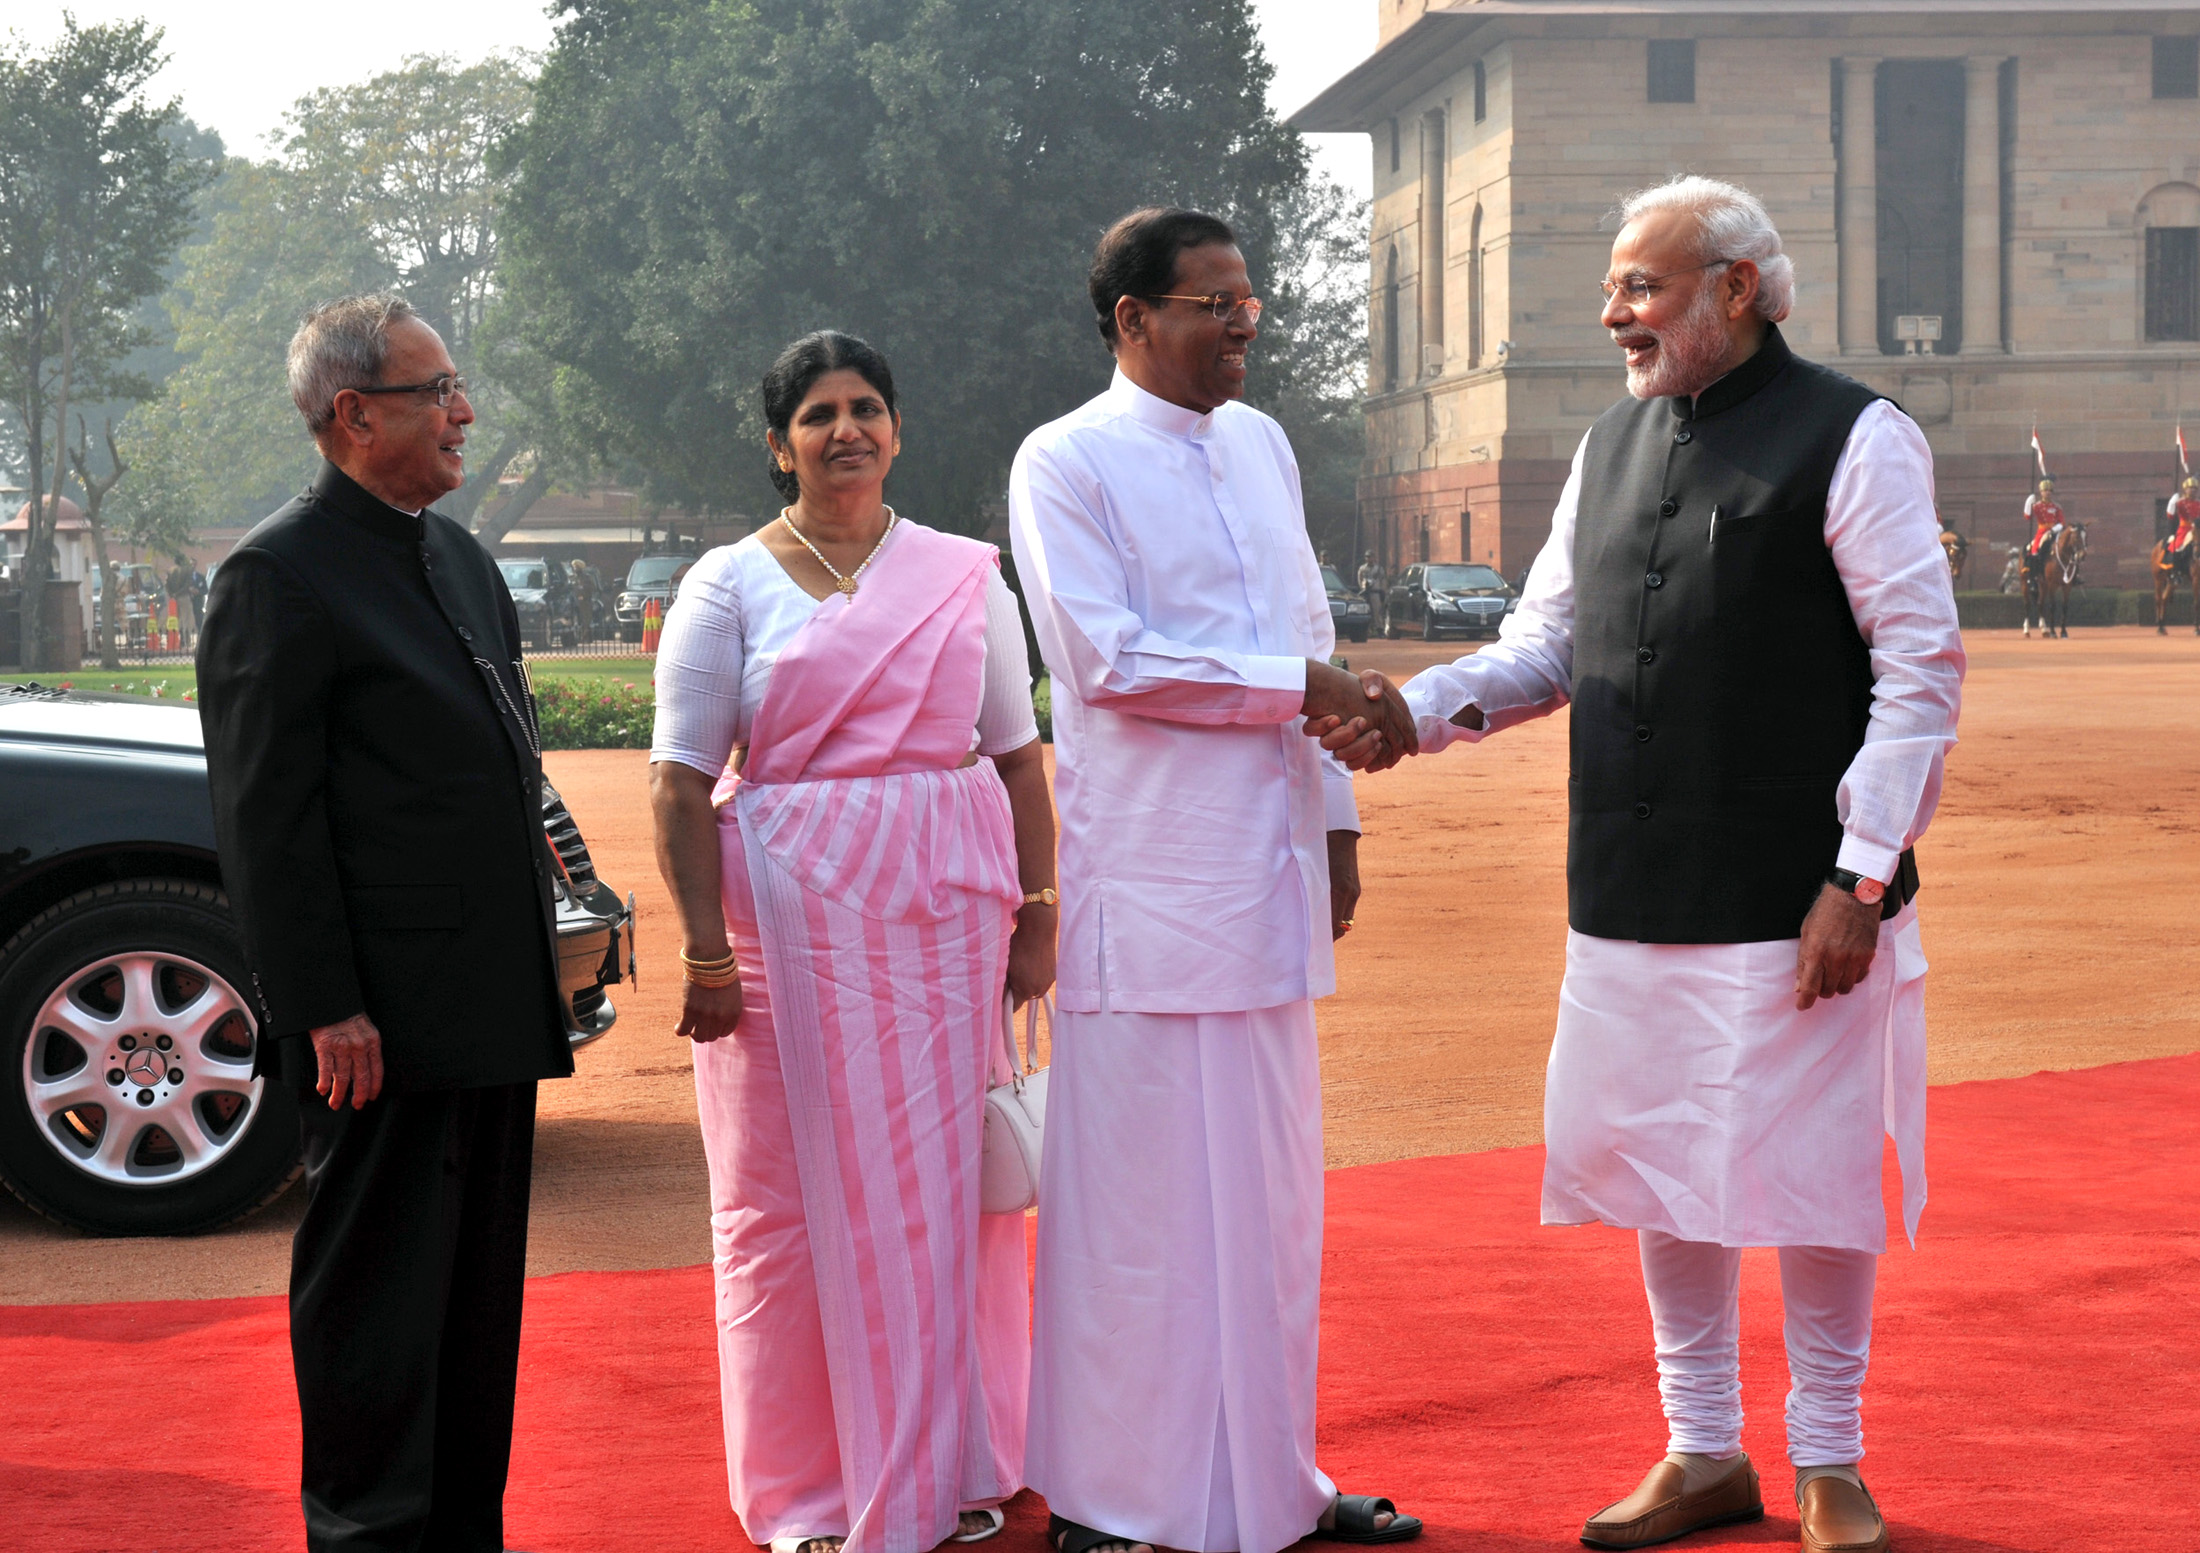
[[1568, 325, 1885, 943]]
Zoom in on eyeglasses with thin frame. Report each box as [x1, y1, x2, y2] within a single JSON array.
[[1146, 292, 1266, 324], [1598, 260, 1731, 305], [348, 374, 470, 408]]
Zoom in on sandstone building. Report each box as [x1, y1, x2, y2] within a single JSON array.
[[1292, 0, 2200, 584]]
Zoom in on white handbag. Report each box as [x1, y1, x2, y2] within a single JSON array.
[[980, 992, 1051, 1214]]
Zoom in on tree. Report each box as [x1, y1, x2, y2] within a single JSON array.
[[0, 17, 203, 667], [67, 415, 129, 668], [1248, 173, 1372, 565], [496, 0, 1322, 533], [126, 54, 537, 539]]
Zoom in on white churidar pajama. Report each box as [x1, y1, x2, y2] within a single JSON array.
[[1404, 398, 1965, 1463], [1010, 370, 1357, 1553]]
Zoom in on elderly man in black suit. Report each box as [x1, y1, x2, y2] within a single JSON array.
[[198, 293, 572, 1553]]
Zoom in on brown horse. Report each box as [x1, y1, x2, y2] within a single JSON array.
[[1939, 528, 1968, 582], [2023, 524, 2086, 638], [2152, 532, 2197, 634]]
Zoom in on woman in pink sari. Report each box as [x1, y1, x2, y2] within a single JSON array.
[[650, 332, 1057, 1553]]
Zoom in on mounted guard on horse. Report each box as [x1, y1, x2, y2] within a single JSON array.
[[2152, 475, 2199, 634], [2021, 479, 2084, 637]]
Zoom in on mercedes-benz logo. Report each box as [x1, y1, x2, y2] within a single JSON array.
[[123, 1049, 167, 1087]]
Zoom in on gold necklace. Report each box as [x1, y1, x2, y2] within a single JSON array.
[[781, 506, 897, 596]]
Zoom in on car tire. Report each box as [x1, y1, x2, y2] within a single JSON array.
[[1347, 626, 1367, 643], [0, 879, 301, 1236], [1420, 612, 1438, 641], [1381, 609, 1397, 640]]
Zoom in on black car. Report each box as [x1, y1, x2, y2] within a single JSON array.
[[614, 553, 693, 642], [497, 556, 583, 650], [0, 684, 631, 1237], [1320, 565, 1372, 644], [1382, 562, 1519, 641]]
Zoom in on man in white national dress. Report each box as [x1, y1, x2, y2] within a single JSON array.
[[1357, 177, 1963, 1553], [1010, 207, 1426, 1553]]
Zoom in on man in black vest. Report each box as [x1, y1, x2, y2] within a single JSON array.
[[1357, 177, 1963, 1553], [198, 293, 573, 1553]]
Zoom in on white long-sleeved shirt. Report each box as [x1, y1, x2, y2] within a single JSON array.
[[1402, 398, 1964, 890], [1009, 370, 1357, 1014]]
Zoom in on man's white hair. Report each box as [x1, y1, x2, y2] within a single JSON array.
[[288, 293, 422, 437], [1618, 175, 1795, 323]]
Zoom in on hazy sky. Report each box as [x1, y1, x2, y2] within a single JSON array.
[[15, 0, 1379, 197]]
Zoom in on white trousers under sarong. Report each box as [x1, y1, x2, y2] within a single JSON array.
[[1029, 1003, 1334, 1553], [1639, 1231, 1878, 1468]]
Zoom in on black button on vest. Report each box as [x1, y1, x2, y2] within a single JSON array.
[[1567, 324, 1886, 944]]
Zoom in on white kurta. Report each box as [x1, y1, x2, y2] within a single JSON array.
[[1403, 399, 1965, 1252], [1010, 371, 1352, 1553]]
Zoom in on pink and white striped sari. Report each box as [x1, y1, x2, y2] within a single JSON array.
[[693, 524, 1028, 1553]]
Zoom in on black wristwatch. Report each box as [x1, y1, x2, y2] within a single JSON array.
[[1827, 867, 1886, 907]]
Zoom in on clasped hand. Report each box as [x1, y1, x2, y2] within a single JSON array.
[[1300, 661, 1418, 772]]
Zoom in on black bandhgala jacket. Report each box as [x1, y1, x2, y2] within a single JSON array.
[[197, 461, 573, 1092], [1566, 325, 1888, 945]]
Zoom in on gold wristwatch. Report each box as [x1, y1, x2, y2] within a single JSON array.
[[1020, 888, 1058, 907]]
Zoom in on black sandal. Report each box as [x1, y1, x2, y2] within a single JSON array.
[[1047, 1513, 1148, 1553], [1314, 1494, 1423, 1544]]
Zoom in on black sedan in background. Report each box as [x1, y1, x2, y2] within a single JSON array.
[[1382, 562, 1519, 641], [497, 556, 583, 650], [0, 684, 630, 1237], [1321, 565, 1372, 643]]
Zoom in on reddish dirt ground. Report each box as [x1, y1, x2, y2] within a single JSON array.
[[5, 626, 2196, 1303]]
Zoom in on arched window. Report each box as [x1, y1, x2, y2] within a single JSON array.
[[2140, 182, 2200, 342], [1381, 244, 1402, 390]]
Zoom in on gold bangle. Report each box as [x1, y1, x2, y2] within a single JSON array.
[[680, 948, 736, 971], [684, 965, 739, 988]]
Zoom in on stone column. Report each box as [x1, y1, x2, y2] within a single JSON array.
[[1961, 55, 2006, 353], [1838, 57, 1881, 356], [1419, 110, 1447, 374]]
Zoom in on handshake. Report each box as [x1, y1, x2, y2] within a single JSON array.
[[1299, 660, 1423, 773]]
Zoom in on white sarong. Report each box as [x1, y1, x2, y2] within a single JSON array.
[[1028, 1002, 1334, 1553], [1543, 903, 1929, 1254]]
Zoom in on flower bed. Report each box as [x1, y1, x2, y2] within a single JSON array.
[[535, 678, 655, 750]]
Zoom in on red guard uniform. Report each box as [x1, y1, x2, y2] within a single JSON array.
[[2165, 495, 2198, 577], [2024, 496, 2064, 577]]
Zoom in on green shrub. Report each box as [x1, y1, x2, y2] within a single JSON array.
[[535, 678, 654, 750], [1033, 677, 1052, 743]]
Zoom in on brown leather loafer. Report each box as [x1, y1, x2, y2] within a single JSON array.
[[1580, 1454, 1763, 1549], [1798, 1475, 1889, 1553]]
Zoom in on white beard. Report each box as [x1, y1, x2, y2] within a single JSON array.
[[1622, 282, 1732, 400]]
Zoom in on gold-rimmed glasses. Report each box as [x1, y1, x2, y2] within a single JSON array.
[[1147, 292, 1266, 324], [1598, 260, 1731, 304]]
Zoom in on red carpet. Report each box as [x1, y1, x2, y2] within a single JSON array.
[[6, 1054, 2196, 1552]]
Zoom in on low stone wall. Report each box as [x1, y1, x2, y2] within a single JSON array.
[[1955, 589, 2195, 629]]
